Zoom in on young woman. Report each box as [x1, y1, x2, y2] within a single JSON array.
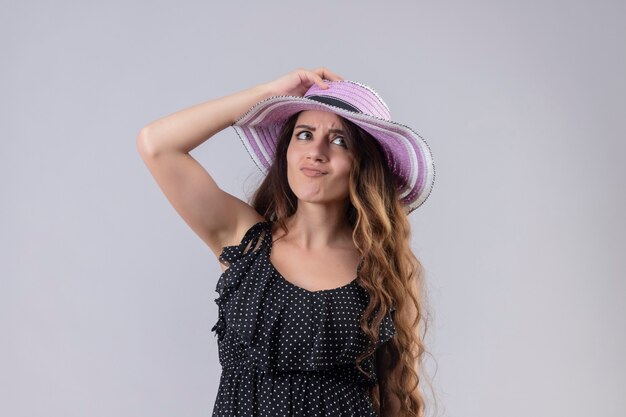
[[137, 68, 436, 417]]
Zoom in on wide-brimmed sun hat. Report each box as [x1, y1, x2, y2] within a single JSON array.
[[232, 80, 435, 215]]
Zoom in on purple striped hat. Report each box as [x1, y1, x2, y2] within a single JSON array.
[[232, 80, 435, 214]]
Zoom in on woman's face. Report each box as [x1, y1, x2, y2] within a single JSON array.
[[286, 110, 354, 208]]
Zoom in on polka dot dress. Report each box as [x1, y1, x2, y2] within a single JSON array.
[[211, 220, 397, 416]]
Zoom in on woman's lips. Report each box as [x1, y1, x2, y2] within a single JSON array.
[[301, 168, 326, 177]]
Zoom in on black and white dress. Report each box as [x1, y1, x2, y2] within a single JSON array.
[[211, 220, 396, 416]]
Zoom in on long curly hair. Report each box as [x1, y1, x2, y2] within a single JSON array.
[[247, 111, 438, 417]]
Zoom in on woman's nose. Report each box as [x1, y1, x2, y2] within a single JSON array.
[[306, 137, 329, 160], [307, 149, 328, 162]]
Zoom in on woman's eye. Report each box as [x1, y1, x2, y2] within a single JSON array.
[[296, 131, 311, 140], [333, 136, 347, 148]]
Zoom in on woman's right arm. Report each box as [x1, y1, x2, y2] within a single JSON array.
[[137, 82, 273, 157], [136, 68, 343, 260]]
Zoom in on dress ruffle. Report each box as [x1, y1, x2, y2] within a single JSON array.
[[211, 221, 268, 343], [211, 220, 397, 386]]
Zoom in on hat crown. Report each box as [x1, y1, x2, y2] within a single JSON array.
[[303, 81, 392, 121]]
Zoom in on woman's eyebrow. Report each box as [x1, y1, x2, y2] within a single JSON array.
[[295, 124, 345, 134]]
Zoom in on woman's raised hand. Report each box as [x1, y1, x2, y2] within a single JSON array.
[[264, 67, 344, 97]]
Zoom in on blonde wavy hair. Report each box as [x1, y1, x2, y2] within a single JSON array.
[[248, 112, 438, 417]]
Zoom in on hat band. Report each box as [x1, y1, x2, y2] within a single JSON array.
[[306, 95, 361, 113]]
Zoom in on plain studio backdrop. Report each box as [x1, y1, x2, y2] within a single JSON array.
[[2, 1, 624, 416]]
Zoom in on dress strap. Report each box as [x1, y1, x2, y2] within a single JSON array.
[[218, 220, 272, 266]]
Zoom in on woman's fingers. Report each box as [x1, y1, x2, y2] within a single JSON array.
[[266, 67, 343, 96], [301, 67, 344, 90], [308, 71, 329, 89], [314, 67, 344, 82]]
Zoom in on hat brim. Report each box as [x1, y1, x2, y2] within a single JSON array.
[[232, 95, 435, 214]]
